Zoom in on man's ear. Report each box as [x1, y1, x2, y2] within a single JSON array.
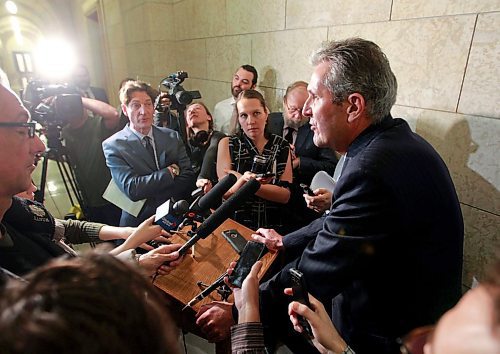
[[121, 103, 128, 117], [346, 93, 365, 123]]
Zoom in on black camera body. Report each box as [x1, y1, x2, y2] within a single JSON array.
[[22, 80, 83, 128], [157, 71, 201, 111]]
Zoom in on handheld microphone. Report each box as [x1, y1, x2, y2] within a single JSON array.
[[154, 199, 189, 232], [177, 173, 237, 230], [176, 178, 260, 256]]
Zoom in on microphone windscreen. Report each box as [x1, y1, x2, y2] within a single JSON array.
[[173, 200, 189, 215], [197, 173, 237, 211], [196, 178, 260, 239]]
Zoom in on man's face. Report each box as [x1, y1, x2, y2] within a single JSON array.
[[231, 68, 255, 98], [123, 91, 154, 135], [73, 67, 91, 90], [283, 86, 309, 130], [0, 85, 46, 200], [303, 61, 350, 152], [424, 286, 499, 354]]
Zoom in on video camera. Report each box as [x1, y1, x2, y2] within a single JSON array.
[[156, 71, 201, 112], [22, 80, 84, 128]]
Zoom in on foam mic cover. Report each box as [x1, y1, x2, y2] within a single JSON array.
[[177, 178, 260, 255], [197, 173, 237, 211]]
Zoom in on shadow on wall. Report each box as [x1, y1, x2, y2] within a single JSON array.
[[258, 66, 280, 112], [415, 114, 500, 286]]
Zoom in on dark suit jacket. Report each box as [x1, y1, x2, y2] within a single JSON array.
[[90, 86, 109, 104], [102, 125, 196, 226], [260, 116, 464, 353], [268, 112, 337, 185]]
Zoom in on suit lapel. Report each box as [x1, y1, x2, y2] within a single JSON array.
[[295, 123, 311, 152], [153, 126, 167, 168], [124, 125, 158, 171]]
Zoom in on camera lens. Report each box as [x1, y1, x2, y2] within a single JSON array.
[[251, 155, 268, 175]]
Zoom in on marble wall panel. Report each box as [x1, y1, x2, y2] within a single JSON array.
[[329, 16, 475, 112], [106, 24, 126, 51], [462, 205, 500, 286], [173, 0, 226, 40], [226, 0, 285, 35], [251, 28, 327, 89], [174, 39, 207, 79], [145, 2, 175, 41], [102, 0, 122, 26], [206, 35, 252, 83], [392, 0, 500, 20], [119, 0, 145, 12], [150, 39, 177, 79], [286, 0, 391, 29], [462, 115, 500, 215], [458, 12, 500, 119], [122, 5, 148, 43], [126, 42, 154, 77]]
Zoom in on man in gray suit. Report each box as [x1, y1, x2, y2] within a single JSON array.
[[103, 81, 196, 227]]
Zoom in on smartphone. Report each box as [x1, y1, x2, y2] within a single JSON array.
[[289, 268, 314, 337], [221, 229, 248, 254], [228, 241, 266, 288], [300, 183, 315, 196]]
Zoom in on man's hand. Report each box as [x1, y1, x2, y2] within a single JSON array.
[[195, 301, 235, 342], [138, 243, 184, 277], [304, 188, 332, 214], [251, 228, 284, 253], [285, 288, 348, 354]]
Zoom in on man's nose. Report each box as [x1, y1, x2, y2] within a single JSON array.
[[302, 97, 312, 117], [31, 134, 46, 155]]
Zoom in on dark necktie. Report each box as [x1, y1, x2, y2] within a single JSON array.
[[143, 136, 156, 166], [284, 127, 295, 145]]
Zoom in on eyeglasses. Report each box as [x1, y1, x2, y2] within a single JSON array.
[[285, 104, 304, 116], [0, 121, 37, 138]]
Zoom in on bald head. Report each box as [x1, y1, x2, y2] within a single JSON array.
[[0, 84, 45, 214]]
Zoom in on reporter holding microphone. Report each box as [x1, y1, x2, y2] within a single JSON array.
[[216, 90, 293, 233]]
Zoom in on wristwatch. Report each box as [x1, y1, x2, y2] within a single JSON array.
[[170, 165, 180, 177]]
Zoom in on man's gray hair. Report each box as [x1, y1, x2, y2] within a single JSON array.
[[310, 38, 397, 123]]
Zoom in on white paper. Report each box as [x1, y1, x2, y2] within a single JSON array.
[[102, 179, 146, 217]]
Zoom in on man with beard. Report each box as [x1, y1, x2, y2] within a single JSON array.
[[268, 81, 338, 231], [213, 65, 258, 134]]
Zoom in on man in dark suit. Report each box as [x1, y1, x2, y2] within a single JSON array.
[[102, 81, 195, 227], [195, 38, 464, 354], [268, 81, 338, 231], [72, 64, 109, 104], [269, 81, 337, 186]]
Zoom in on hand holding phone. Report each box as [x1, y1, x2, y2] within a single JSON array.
[[289, 268, 314, 337], [300, 183, 315, 196], [228, 241, 266, 288]]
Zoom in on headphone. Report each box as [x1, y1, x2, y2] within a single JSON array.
[[189, 130, 213, 148]]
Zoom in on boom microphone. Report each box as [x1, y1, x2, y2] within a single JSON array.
[[177, 173, 237, 229], [176, 178, 260, 256], [198, 173, 237, 210]]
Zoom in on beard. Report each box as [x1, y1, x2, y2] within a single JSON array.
[[284, 112, 309, 130], [231, 85, 242, 98]]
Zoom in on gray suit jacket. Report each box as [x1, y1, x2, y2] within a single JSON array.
[[102, 125, 196, 226]]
